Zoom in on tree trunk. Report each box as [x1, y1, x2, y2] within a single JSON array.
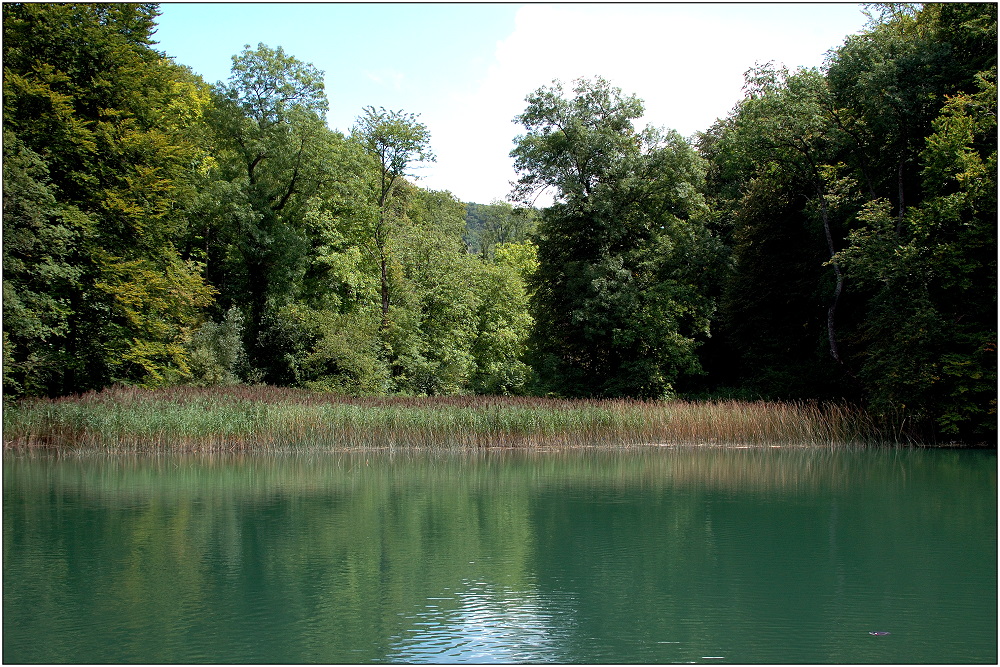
[[895, 159, 906, 235], [820, 195, 847, 368], [380, 254, 390, 325]]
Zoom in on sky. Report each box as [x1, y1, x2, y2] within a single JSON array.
[[153, 2, 873, 205]]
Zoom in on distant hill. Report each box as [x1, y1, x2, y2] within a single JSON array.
[[463, 202, 489, 254]]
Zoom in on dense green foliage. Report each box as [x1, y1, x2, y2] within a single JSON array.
[[3, 3, 995, 442], [699, 4, 996, 441], [511, 77, 721, 398], [464, 200, 538, 257], [3, 3, 215, 394], [2, 3, 533, 400]]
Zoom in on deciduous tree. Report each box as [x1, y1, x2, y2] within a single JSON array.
[[351, 106, 435, 327], [3, 3, 214, 393], [512, 77, 720, 398], [207, 43, 342, 380]]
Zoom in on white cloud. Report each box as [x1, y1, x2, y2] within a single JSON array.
[[417, 4, 868, 205], [363, 68, 406, 92]]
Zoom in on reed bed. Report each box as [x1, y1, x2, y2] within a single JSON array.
[[3, 385, 895, 453]]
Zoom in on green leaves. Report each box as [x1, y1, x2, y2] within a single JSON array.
[[469, 242, 536, 395], [833, 59, 997, 439], [94, 252, 214, 387], [218, 43, 328, 125], [1, 131, 82, 395], [350, 106, 435, 295], [513, 77, 719, 398], [205, 42, 345, 379], [353, 106, 435, 185], [511, 77, 644, 207], [464, 201, 538, 258], [2, 4, 221, 394]]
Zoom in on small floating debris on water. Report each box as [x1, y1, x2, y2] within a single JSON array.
[[869, 631, 891, 636]]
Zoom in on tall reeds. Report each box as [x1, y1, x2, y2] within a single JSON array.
[[3, 385, 898, 453]]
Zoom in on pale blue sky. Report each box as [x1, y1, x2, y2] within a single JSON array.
[[153, 2, 872, 204]]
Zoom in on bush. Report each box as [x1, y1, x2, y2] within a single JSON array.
[[186, 306, 248, 386]]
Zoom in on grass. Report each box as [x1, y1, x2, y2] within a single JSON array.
[[2, 385, 900, 453]]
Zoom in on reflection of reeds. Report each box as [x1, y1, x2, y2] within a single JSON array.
[[4, 447, 935, 504], [3, 386, 899, 452]]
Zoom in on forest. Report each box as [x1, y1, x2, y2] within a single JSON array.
[[2, 3, 995, 442]]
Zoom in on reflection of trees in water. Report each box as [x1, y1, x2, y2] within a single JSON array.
[[3, 448, 995, 663]]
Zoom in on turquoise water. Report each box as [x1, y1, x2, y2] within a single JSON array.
[[3, 446, 996, 663]]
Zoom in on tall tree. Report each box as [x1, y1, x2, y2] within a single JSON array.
[[3, 2, 214, 394], [207, 43, 340, 381], [722, 64, 860, 373], [512, 77, 720, 398], [826, 10, 953, 223], [701, 64, 869, 402], [833, 6, 997, 440], [389, 186, 480, 394], [2, 130, 81, 395], [468, 241, 537, 394], [351, 106, 435, 328]]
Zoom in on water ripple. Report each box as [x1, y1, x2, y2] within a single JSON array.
[[388, 581, 573, 663]]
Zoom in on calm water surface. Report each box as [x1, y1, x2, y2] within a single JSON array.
[[4, 446, 996, 664]]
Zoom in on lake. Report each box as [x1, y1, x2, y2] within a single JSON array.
[[3, 446, 996, 664]]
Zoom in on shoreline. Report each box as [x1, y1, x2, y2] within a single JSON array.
[[6, 385, 986, 453]]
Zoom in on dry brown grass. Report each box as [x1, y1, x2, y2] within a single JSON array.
[[3, 385, 895, 453]]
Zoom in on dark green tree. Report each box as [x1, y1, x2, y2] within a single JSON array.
[[834, 15, 997, 440], [2, 131, 82, 396], [206, 43, 342, 382], [3, 2, 214, 394], [512, 77, 720, 398], [704, 65, 865, 399]]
